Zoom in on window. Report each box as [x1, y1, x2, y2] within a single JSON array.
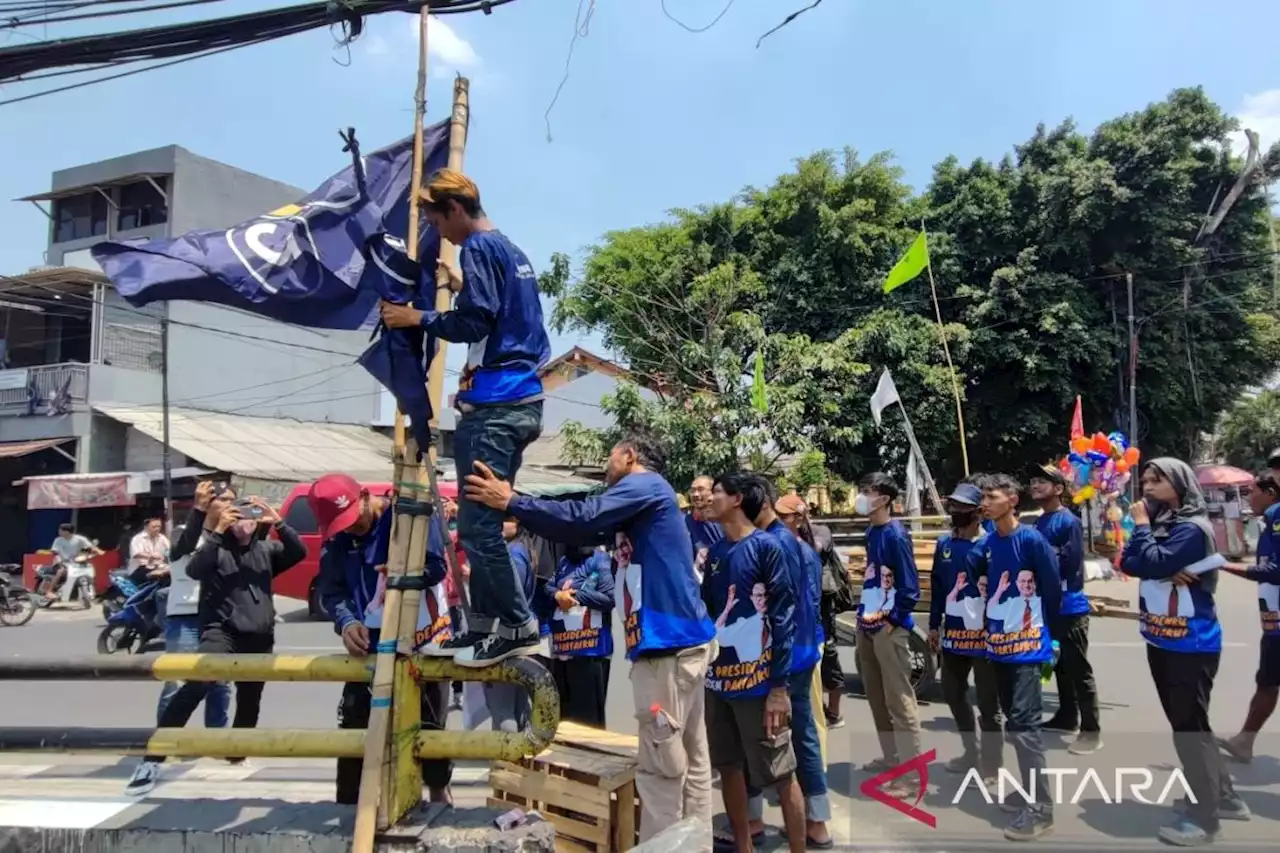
[[283, 498, 318, 535], [117, 178, 168, 231], [53, 193, 108, 242]]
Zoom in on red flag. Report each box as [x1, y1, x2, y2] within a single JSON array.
[[1070, 396, 1084, 440]]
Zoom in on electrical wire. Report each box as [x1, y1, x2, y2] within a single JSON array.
[[660, 0, 734, 33], [0, 0, 517, 101]]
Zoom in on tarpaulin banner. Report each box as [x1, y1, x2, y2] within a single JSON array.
[[28, 475, 135, 510]]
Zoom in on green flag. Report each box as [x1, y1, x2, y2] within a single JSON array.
[[882, 231, 929, 294], [751, 350, 768, 414]]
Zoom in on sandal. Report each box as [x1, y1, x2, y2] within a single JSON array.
[[713, 829, 766, 850], [860, 757, 894, 772]]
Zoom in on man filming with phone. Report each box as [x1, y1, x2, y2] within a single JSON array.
[[125, 494, 305, 797]]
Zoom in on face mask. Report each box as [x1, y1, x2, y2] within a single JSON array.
[[231, 519, 257, 545], [854, 494, 875, 516], [950, 510, 978, 528]]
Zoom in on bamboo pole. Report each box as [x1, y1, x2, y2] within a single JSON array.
[[352, 7, 433, 849], [922, 223, 970, 476]]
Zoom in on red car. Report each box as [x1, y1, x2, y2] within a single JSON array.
[[274, 479, 459, 619]]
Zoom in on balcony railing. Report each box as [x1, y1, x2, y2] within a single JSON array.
[[0, 363, 89, 416]]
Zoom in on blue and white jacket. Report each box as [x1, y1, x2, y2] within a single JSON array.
[[763, 520, 819, 674], [1250, 503, 1280, 638], [420, 230, 551, 407], [546, 550, 615, 657], [703, 531, 795, 698], [928, 531, 987, 657], [1035, 507, 1090, 617], [507, 471, 715, 660], [319, 508, 450, 650], [857, 520, 919, 633], [1121, 520, 1222, 654], [965, 524, 1061, 665]]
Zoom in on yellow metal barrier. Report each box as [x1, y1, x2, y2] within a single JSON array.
[[0, 652, 560, 786]]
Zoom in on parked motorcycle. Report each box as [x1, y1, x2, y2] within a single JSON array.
[[98, 570, 140, 623], [34, 552, 95, 610], [97, 580, 163, 654], [0, 564, 36, 627]]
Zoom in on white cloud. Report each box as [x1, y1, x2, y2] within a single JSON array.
[[1231, 89, 1280, 156], [410, 15, 480, 71]]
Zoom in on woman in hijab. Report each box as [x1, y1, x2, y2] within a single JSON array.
[[1121, 458, 1247, 846]]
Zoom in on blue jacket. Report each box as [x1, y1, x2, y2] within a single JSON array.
[[703, 531, 795, 698], [1250, 503, 1280, 638], [507, 471, 715, 660], [546, 550, 615, 657], [800, 540, 826, 650], [965, 523, 1061, 665], [319, 509, 448, 649], [686, 513, 725, 556], [1122, 521, 1222, 653], [857, 520, 919, 633], [764, 520, 820, 674], [420, 230, 551, 407], [1035, 507, 1090, 617], [508, 541, 553, 637], [928, 531, 987, 657]]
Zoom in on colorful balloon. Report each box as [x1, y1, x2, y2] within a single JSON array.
[[1124, 446, 1140, 466]]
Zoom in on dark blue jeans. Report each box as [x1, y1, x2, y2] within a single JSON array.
[[995, 662, 1052, 819], [454, 401, 542, 639]]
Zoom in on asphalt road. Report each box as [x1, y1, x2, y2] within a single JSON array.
[[2, 579, 1278, 850]]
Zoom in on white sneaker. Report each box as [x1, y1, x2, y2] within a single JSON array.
[[125, 760, 160, 797]]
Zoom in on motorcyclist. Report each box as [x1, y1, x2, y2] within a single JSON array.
[[128, 517, 171, 587], [43, 523, 103, 601]]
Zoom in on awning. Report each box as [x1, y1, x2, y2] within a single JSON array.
[[16, 467, 213, 510], [94, 404, 395, 483], [0, 438, 72, 459], [1196, 465, 1255, 488]]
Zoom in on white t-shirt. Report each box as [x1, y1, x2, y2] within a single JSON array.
[[166, 533, 206, 617], [51, 534, 92, 562]]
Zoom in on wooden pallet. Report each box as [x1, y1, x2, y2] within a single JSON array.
[[489, 721, 640, 853]]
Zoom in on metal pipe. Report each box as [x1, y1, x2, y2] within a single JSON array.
[[0, 654, 373, 683], [407, 656, 559, 759], [0, 728, 367, 759]]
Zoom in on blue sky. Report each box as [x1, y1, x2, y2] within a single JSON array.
[[2, 0, 1277, 386]]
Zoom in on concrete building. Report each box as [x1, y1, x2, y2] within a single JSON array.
[[0, 145, 385, 561]]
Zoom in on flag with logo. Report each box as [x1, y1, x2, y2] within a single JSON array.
[[91, 123, 451, 452]]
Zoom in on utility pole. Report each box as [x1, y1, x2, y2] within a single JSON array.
[[160, 311, 172, 530], [1127, 272, 1138, 499]]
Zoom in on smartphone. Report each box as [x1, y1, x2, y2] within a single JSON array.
[[234, 498, 265, 520]]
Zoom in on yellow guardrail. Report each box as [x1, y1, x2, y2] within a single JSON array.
[[0, 652, 560, 819]]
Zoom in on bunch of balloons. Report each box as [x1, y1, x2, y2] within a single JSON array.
[[1056, 431, 1142, 505]]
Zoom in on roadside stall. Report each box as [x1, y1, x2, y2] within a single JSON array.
[[1195, 464, 1253, 559]]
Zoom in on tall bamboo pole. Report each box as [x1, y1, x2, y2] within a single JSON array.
[[352, 8, 433, 850], [922, 223, 970, 476]]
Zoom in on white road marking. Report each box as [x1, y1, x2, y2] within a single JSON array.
[[0, 797, 133, 829], [0, 765, 51, 779]]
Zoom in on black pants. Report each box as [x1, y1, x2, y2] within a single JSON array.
[[336, 680, 453, 804], [550, 656, 611, 727], [941, 651, 1002, 776], [819, 593, 845, 691], [1146, 645, 1236, 833], [994, 662, 1051, 817], [147, 628, 274, 762], [1051, 614, 1100, 732]]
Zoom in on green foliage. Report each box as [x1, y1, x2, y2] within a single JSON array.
[[549, 88, 1280, 487], [1219, 391, 1280, 471]]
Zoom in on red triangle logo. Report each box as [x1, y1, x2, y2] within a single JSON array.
[[857, 749, 936, 828]]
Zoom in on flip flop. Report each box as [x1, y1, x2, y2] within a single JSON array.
[[713, 829, 766, 850], [860, 757, 894, 772], [806, 836, 835, 850], [1216, 737, 1252, 764]]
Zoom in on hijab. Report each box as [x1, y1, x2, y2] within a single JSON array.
[[1143, 457, 1219, 573]]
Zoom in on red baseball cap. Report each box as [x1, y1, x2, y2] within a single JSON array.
[[308, 473, 364, 540]]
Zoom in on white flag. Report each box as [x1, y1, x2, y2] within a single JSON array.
[[870, 368, 900, 427]]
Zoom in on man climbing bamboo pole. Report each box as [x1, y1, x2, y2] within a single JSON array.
[[379, 164, 552, 669]]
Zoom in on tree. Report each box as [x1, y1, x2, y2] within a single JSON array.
[[544, 88, 1280, 487], [1219, 391, 1280, 471]]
